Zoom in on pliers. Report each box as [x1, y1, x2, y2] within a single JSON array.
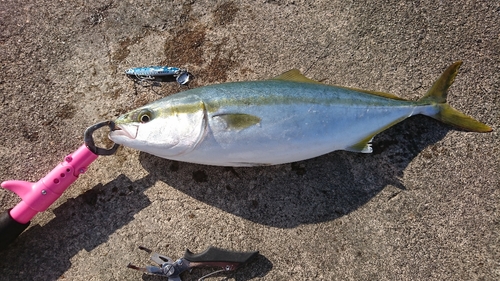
[[128, 246, 259, 280]]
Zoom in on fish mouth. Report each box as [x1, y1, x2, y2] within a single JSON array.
[[109, 124, 138, 140]]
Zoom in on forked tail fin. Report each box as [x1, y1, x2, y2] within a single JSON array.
[[418, 61, 492, 132]]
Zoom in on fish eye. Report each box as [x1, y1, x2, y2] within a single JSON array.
[[137, 109, 153, 123]]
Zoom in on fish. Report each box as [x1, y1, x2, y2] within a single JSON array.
[[109, 61, 492, 166]]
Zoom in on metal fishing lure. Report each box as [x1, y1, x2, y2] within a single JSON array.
[[125, 66, 193, 85]]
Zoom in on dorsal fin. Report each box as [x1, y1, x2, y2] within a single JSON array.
[[337, 86, 408, 101], [272, 69, 408, 101], [271, 69, 323, 85]]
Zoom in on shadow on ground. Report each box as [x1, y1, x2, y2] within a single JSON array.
[[0, 116, 448, 280], [141, 116, 450, 228], [0, 174, 152, 279]]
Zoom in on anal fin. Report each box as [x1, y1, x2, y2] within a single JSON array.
[[346, 136, 374, 153]]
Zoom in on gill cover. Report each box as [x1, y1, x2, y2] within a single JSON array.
[[111, 100, 207, 157]]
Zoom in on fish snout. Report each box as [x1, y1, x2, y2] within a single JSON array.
[[108, 124, 139, 142]]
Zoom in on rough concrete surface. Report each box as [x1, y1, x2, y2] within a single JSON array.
[[0, 0, 498, 280]]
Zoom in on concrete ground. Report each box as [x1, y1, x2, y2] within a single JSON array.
[[0, 0, 498, 280]]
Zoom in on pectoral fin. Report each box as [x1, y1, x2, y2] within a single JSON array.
[[213, 113, 261, 130]]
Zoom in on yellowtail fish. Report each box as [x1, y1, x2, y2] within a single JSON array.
[[109, 62, 492, 166]]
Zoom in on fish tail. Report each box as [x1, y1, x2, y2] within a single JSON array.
[[418, 61, 492, 132]]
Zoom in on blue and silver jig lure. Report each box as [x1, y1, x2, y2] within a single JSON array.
[[125, 66, 193, 85]]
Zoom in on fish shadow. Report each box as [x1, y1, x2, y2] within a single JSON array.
[[139, 116, 451, 228], [0, 116, 447, 280]]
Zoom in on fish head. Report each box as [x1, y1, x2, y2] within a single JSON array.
[[109, 101, 207, 158]]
